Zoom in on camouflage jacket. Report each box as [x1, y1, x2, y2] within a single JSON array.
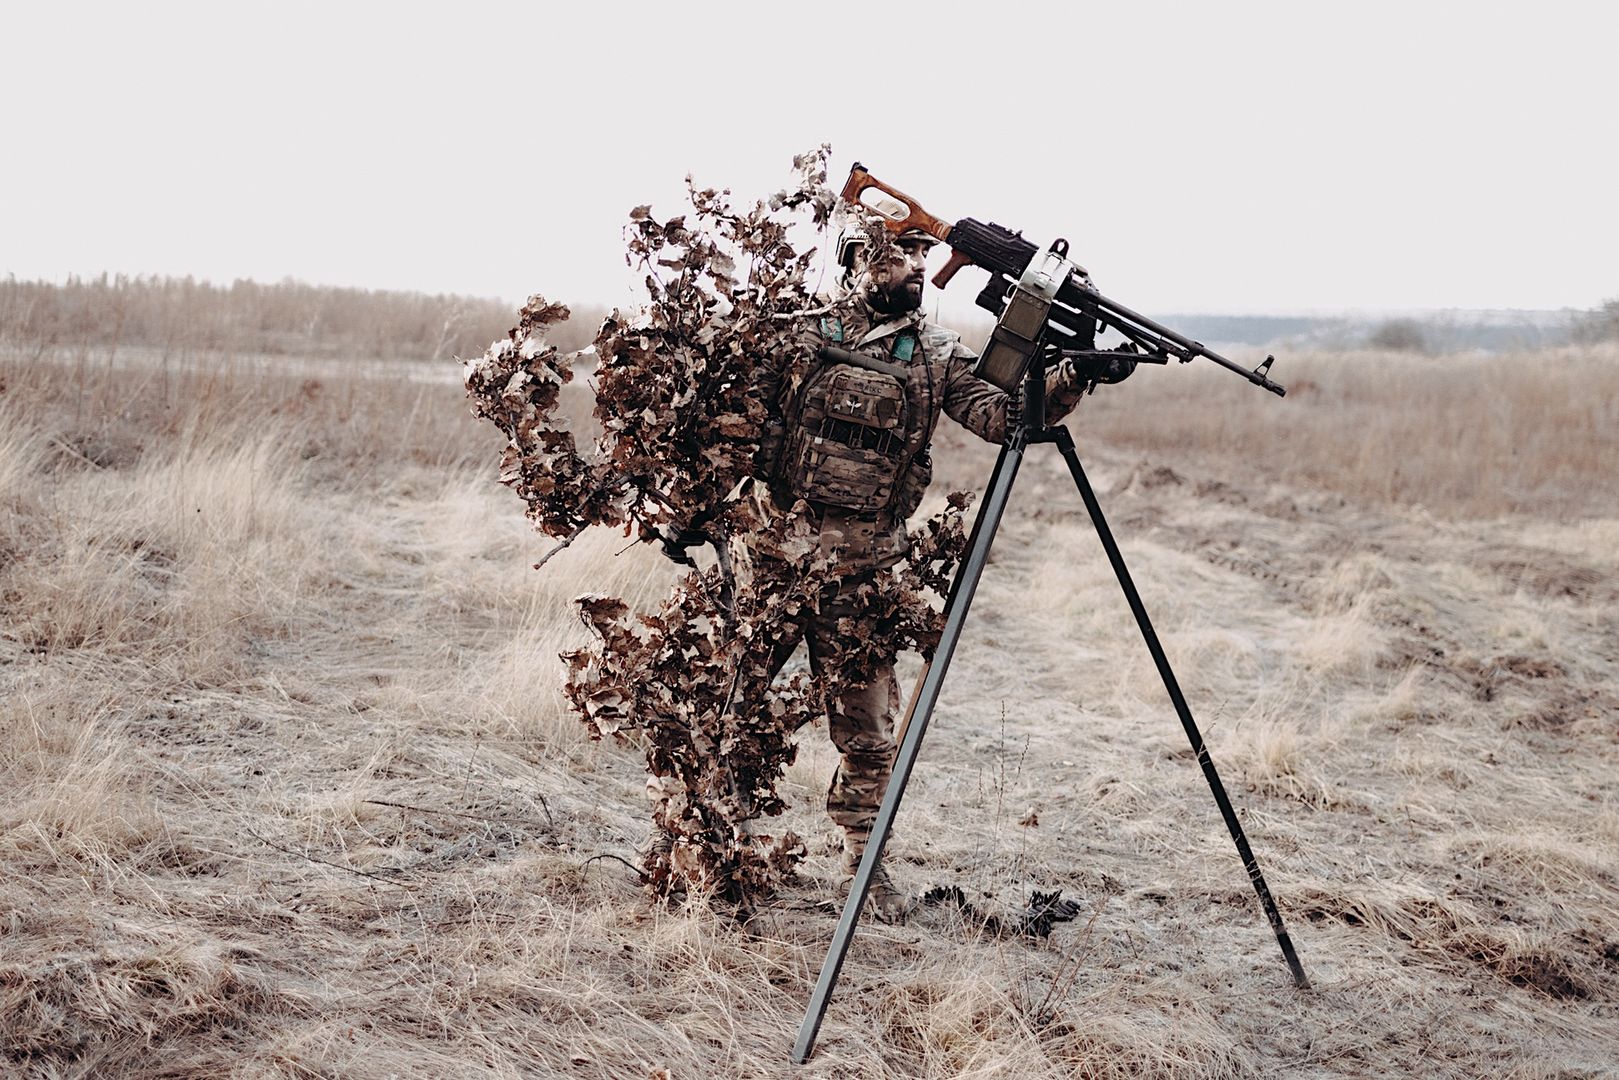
[[747, 294, 1091, 569]]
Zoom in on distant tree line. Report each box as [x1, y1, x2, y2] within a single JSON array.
[[0, 274, 610, 361], [1571, 298, 1619, 344], [6, 273, 1609, 362], [1157, 309, 1598, 353]]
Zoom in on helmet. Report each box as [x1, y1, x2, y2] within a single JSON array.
[[835, 224, 938, 272], [835, 223, 871, 271], [895, 227, 941, 253]]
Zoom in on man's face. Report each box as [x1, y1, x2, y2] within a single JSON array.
[[860, 236, 934, 314]]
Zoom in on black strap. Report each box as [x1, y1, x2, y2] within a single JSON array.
[[814, 343, 909, 381]]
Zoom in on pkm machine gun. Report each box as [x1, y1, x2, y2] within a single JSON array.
[[841, 163, 1285, 397]]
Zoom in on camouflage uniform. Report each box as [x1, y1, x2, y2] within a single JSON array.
[[744, 293, 1094, 851]]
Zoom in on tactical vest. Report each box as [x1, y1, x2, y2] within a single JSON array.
[[780, 318, 916, 515]]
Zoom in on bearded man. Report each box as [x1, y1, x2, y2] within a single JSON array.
[[724, 222, 1134, 920]]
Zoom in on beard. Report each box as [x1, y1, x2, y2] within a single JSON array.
[[868, 276, 923, 315]]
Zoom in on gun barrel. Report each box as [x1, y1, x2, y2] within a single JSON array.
[[1080, 289, 1286, 396]]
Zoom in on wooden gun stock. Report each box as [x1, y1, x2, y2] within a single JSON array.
[[841, 163, 976, 288], [840, 163, 955, 245]]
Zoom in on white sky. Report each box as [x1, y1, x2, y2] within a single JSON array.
[[3, 0, 1615, 317]]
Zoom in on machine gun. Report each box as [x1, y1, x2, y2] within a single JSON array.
[[841, 163, 1285, 397]]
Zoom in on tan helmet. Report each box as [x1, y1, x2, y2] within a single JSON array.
[[836, 223, 937, 273], [835, 222, 871, 272]]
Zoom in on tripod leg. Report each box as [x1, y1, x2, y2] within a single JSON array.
[[1051, 426, 1310, 991], [891, 445, 1012, 750], [793, 440, 1025, 1064]]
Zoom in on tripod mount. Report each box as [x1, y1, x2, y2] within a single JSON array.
[[792, 241, 1309, 1064]]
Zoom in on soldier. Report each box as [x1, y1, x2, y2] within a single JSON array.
[[738, 222, 1134, 920]]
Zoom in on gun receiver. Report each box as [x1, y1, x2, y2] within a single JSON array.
[[841, 163, 1285, 397]]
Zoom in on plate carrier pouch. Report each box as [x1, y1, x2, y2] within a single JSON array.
[[781, 318, 915, 515]]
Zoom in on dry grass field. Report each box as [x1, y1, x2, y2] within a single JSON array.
[[2, 338, 1617, 1078]]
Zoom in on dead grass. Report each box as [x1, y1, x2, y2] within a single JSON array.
[[0, 274, 608, 362], [928, 344, 1619, 520], [2, 344, 1617, 1077]]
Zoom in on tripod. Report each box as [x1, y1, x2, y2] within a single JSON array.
[[792, 365, 1310, 1064]]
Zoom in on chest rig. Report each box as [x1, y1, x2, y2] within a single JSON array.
[[781, 317, 917, 515]]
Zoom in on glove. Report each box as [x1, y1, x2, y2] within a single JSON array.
[[657, 521, 715, 566], [1043, 347, 1137, 393], [1064, 349, 1137, 386], [658, 508, 718, 567], [659, 529, 705, 568]]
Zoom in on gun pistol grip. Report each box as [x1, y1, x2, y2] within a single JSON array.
[[933, 249, 974, 289]]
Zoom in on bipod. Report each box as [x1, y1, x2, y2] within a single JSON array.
[[792, 365, 1310, 1065]]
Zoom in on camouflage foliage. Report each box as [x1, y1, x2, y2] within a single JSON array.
[[464, 149, 970, 906]]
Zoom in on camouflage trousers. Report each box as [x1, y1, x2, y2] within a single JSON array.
[[643, 567, 897, 840], [643, 563, 900, 848], [760, 568, 899, 844]]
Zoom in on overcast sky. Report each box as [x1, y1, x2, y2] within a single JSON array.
[[3, 1, 1614, 317]]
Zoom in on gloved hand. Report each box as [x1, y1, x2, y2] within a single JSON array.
[[1049, 344, 1139, 390], [659, 525, 709, 567], [658, 505, 721, 567], [1061, 348, 1137, 386]]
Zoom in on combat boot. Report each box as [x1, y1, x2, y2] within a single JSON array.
[[640, 824, 675, 865], [840, 841, 911, 924]]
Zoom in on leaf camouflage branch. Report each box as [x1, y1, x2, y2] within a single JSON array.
[[562, 563, 825, 901], [465, 148, 971, 907]]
